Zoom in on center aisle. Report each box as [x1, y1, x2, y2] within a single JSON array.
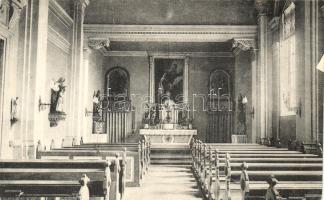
[[123, 164, 203, 200]]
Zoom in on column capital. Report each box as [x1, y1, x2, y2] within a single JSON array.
[[255, 0, 272, 16], [232, 38, 256, 56], [88, 38, 110, 50]]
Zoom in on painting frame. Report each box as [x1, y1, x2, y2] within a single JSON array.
[[149, 54, 189, 104]]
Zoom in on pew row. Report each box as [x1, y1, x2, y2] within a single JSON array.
[[0, 159, 124, 200], [191, 139, 323, 200], [36, 147, 142, 187], [239, 163, 322, 200]]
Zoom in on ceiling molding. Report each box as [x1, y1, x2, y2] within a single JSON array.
[[103, 51, 234, 58], [84, 24, 257, 43], [48, 25, 72, 54], [49, 0, 73, 29]]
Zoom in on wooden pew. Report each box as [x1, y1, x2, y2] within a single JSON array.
[[191, 140, 323, 200], [36, 147, 141, 187], [239, 163, 322, 200], [57, 139, 151, 178], [0, 159, 122, 200], [301, 142, 323, 157]]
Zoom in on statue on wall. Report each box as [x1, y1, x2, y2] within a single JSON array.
[[50, 78, 66, 114], [10, 97, 19, 126], [48, 77, 66, 127], [93, 90, 102, 119]]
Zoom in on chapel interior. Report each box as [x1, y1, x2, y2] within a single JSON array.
[[0, 0, 323, 200]]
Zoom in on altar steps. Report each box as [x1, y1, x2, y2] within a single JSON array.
[[150, 145, 192, 165]]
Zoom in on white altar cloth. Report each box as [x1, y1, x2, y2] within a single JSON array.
[[139, 129, 197, 145]]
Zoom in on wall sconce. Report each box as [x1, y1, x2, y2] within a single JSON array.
[[38, 96, 51, 111], [242, 96, 248, 104]]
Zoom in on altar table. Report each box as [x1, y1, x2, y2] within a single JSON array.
[[139, 129, 197, 145]]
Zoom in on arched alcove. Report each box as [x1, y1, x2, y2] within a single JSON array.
[[105, 67, 130, 99], [209, 69, 231, 97]]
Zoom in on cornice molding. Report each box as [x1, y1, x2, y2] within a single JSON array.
[[49, 0, 73, 29], [48, 25, 72, 54], [102, 51, 233, 58], [84, 24, 257, 42]]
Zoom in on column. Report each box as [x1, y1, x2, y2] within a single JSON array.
[[251, 48, 258, 143], [84, 38, 109, 142], [255, 0, 271, 140], [232, 39, 256, 142], [0, 0, 23, 159], [149, 56, 155, 103], [80, 47, 91, 142], [19, 0, 49, 158], [269, 17, 280, 140], [68, 0, 89, 146]]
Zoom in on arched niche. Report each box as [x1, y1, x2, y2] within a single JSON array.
[[209, 69, 231, 98], [105, 67, 130, 100]]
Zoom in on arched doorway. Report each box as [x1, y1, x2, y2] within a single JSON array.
[[103, 67, 133, 143], [207, 70, 234, 143]]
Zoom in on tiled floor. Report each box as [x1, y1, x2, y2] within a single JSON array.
[[123, 165, 203, 200]]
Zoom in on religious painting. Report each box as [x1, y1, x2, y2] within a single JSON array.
[[154, 59, 184, 103]]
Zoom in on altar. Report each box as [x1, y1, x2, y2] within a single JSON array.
[[139, 129, 197, 145]]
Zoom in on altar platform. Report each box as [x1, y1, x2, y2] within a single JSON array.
[[139, 129, 197, 146]]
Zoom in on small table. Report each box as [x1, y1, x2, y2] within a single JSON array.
[[139, 129, 197, 145]]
